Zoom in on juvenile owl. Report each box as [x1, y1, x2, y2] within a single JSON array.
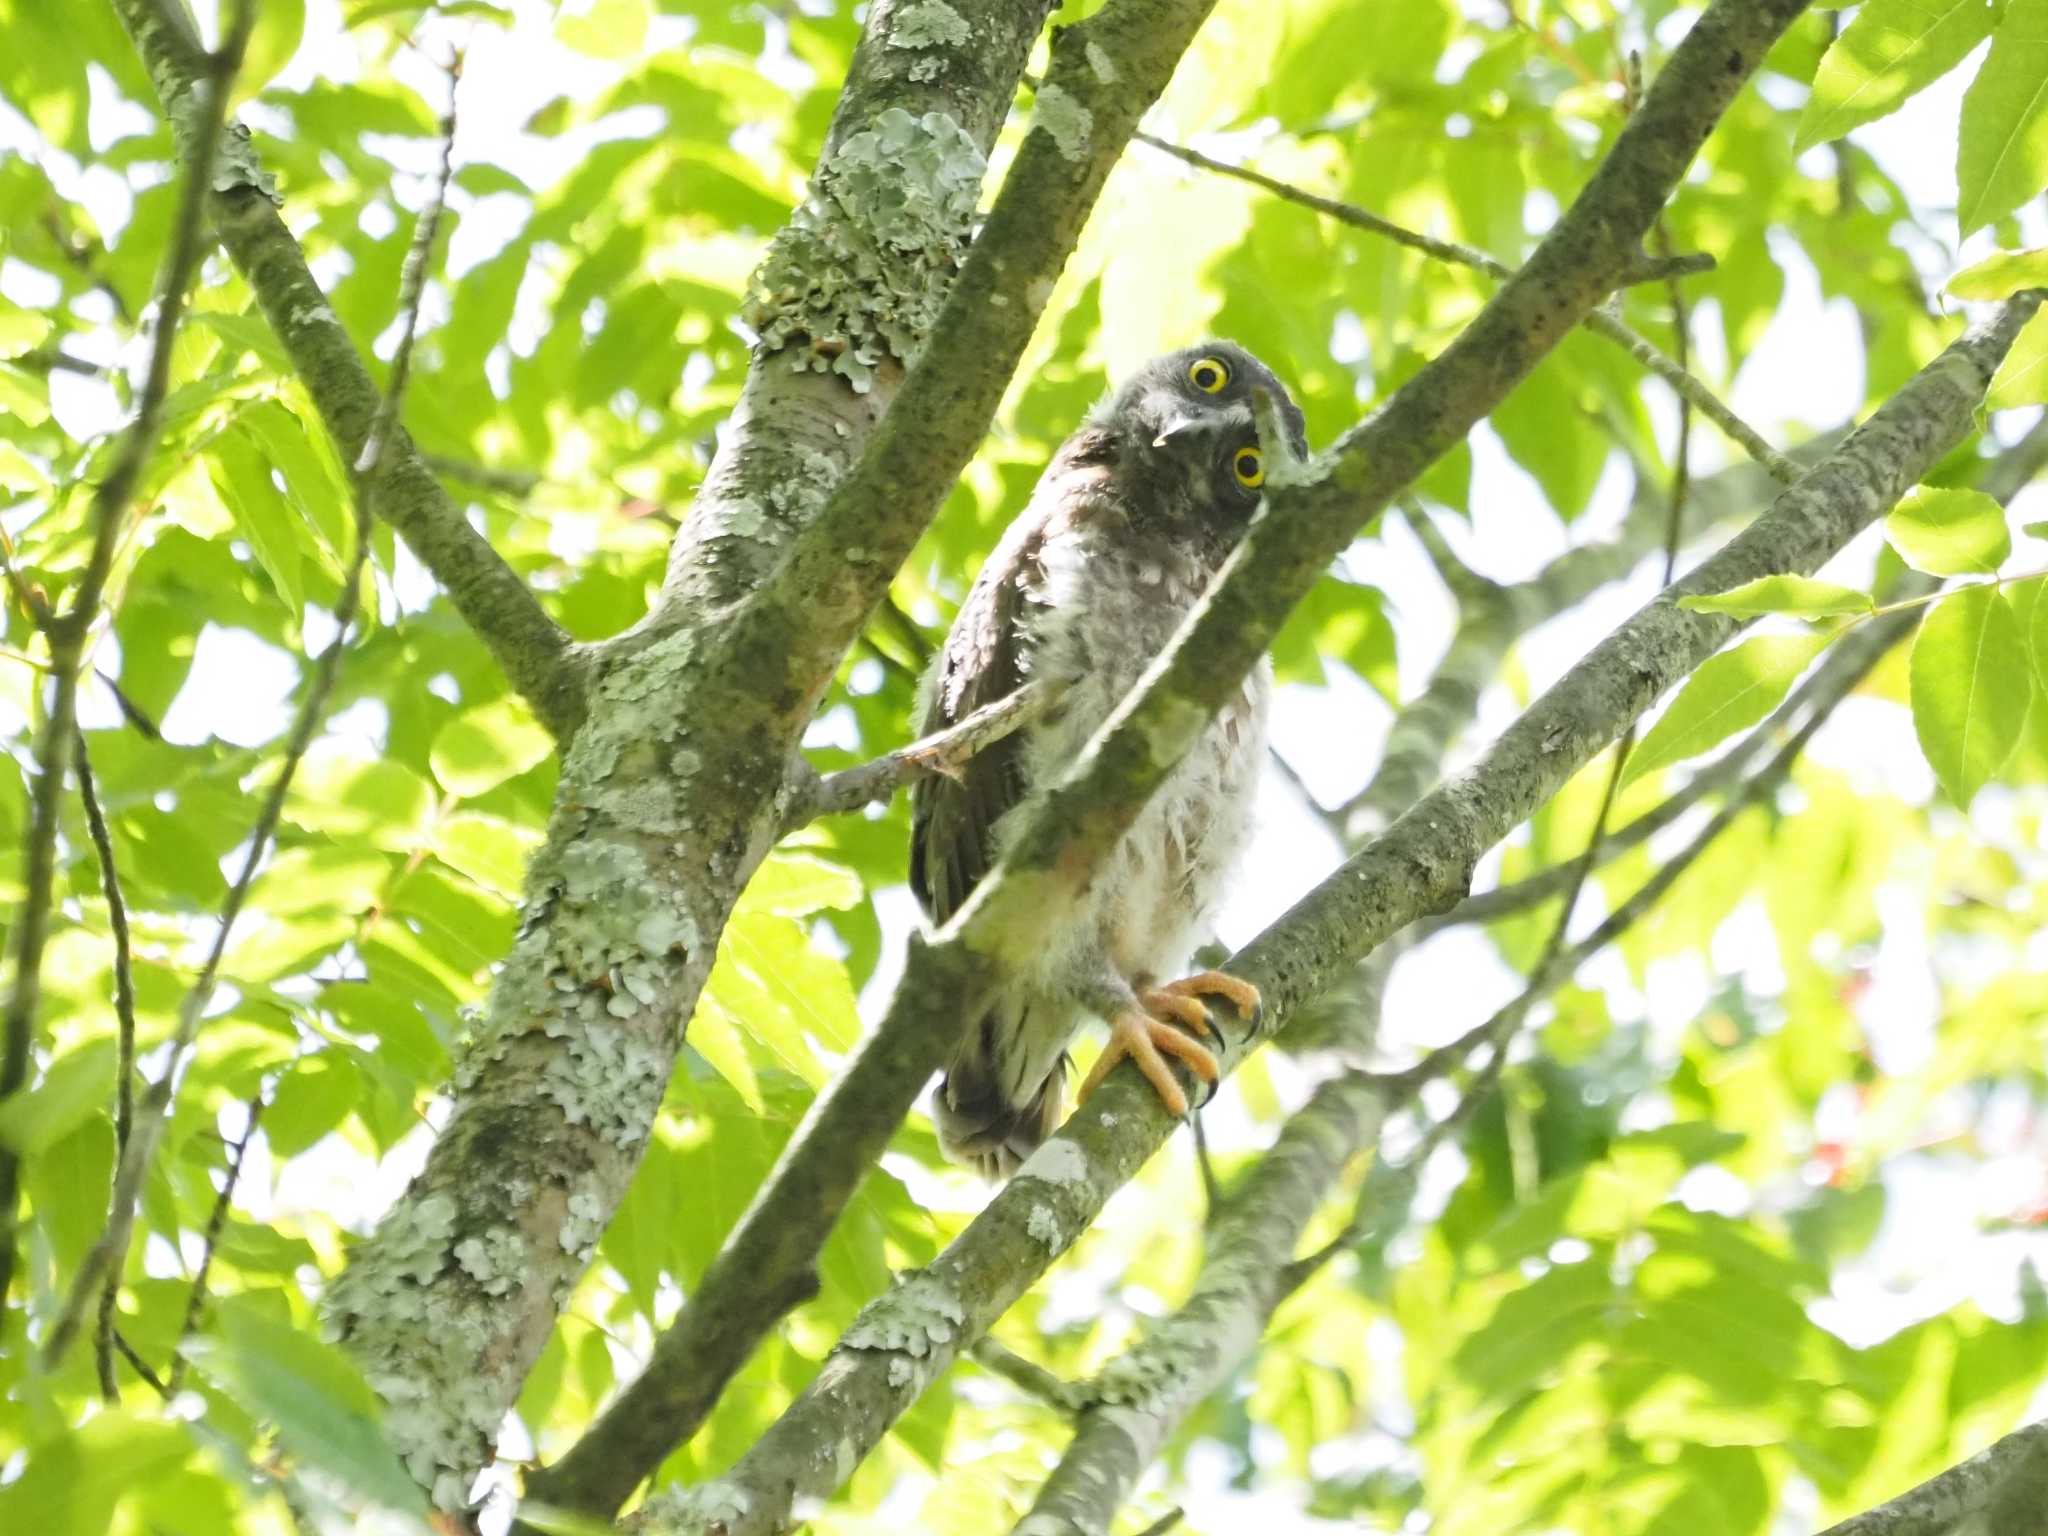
[[910, 342, 1308, 1177]]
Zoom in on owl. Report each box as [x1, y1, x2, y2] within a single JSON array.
[[910, 342, 1308, 1177]]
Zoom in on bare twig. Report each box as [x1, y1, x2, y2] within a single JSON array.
[[1138, 133, 1799, 484], [38, 47, 458, 1370], [165, 1088, 267, 1394], [969, 1337, 1086, 1411], [418, 452, 541, 498], [76, 729, 140, 1399], [0, 0, 251, 1309], [780, 682, 1046, 833]]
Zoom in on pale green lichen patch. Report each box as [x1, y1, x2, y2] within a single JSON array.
[[740, 108, 986, 390], [844, 1272, 965, 1357], [1025, 1202, 1065, 1248], [1085, 41, 1119, 84], [889, 0, 971, 50], [453, 1227, 527, 1297], [1032, 85, 1093, 163]]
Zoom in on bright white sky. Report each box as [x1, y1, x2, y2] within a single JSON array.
[[6, 2, 2048, 1526]]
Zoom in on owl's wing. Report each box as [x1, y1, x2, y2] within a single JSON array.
[[909, 509, 1047, 926]]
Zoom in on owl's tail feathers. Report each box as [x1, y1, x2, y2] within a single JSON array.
[[937, 1052, 1068, 1182]]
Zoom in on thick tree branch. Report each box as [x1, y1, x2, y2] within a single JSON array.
[[1818, 1419, 2048, 1536], [0, 0, 246, 1309], [1136, 133, 1799, 484], [108, 0, 587, 738], [341, 1, 1069, 1514], [736, 0, 1235, 709], [634, 291, 2036, 1536], [1434, 409, 2048, 931]]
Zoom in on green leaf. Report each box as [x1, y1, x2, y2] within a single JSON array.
[[1946, 245, 2048, 299], [738, 852, 862, 917], [0, 1413, 194, 1536], [556, 0, 648, 58], [1957, 0, 2048, 234], [183, 1297, 428, 1517], [208, 435, 306, 617], [1680, 575, 1873, 619], [1795, 0, 1995, 151], [236, 0, 306, 100], [283, 750, 436, 851], [1887, 485, 2012, 575], [431, 810, 541, 899], [263, 1052, 361, 1156], [1911, 584, 2029, 806], [0, 1038, 113, 1155], [430, 696, 555, 797], [1989, 306, 2048, 409], [1623, 633, 1832, 787]]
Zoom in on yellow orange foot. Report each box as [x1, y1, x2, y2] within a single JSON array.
[[1146, 970, 1262, 1031], [1078, 1004, 1223, 1119]]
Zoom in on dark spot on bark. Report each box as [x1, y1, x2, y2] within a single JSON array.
[[1727, 50, 1742, 73]]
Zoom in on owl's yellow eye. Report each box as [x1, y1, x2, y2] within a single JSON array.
[[1232, 447, 1264, 488], [1188, 357, 1230, 393]]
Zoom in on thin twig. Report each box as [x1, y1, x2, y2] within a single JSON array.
[[76, 729, 140, 1400], [1132, 1510, 1185, 1536], [112, 1328, 170, 1398], [780, 682, 1046, 833], [0, 0, 253, 1311], [165, 1088, 266, 1394], [39, 42, 458, 1370], [968, 1337, 1086, 1412], [1191, 1110, 1222, 1218], [1138, 133, 1798, 484]]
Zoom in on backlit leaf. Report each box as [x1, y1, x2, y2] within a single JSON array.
[[1624, 633, 1832, 787], [1910, 584, 2028, 805]]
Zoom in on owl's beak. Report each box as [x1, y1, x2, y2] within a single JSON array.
[[1150, 414, 1203, 448]]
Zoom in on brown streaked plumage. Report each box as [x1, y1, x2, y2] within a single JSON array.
[[910, 342, 1308, 1178]]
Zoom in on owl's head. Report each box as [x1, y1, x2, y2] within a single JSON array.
[[1099, 341, 1308, 528]]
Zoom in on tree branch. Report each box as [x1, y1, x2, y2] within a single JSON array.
[[343, 1, 1071, 1514], [1818, 1419, 2048, 1536], [779, 682, 1046, 833], [631, 289, 2037, 1536], [107, 0, 587, 738], [0, 0, 248, 1310], [1136, 132, 1800, 484], [76, 729, 140, 1400]]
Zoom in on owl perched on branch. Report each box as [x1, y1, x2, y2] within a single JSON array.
[[911, 342, 1308, 1177]]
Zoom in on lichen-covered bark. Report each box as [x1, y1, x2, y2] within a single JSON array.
[[1818, 1419, 2048, 1536], [109, 0, 587, 739], [317, 0, 1076, 1509], [1014, 1074, 1385, 1536], [633, 294, 2037, 1536], [524, 1, 1226, 1518]]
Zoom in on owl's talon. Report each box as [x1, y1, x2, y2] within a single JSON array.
[[1078, 1007, 1221, 1119], [1138, 987, 1214, 1037], [1153, 970, 1262, 1031]]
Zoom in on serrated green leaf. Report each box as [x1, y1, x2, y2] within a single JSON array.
[[430, 696, 554, 797], [0, 1038, 113, 1155], [1887, 485, 2012, 575], [738, 851, 862, 916], [1946, 245, 2048, 299], [183, 1298, 427, 1517], [557, 0, 648, 58], [1624, 632, 1832, 788], [1989, 307, 2048, 409], [283, 749, 435, 851], [1911, 584, 2029, 805], [263, 1052, 360, 1156], [1680, 575, 1873, 619], [1794, 0, 1994, 151], [208, 434, 306, 617], [1957, 0, 2048, 234], [431, 810, 541, 899]]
